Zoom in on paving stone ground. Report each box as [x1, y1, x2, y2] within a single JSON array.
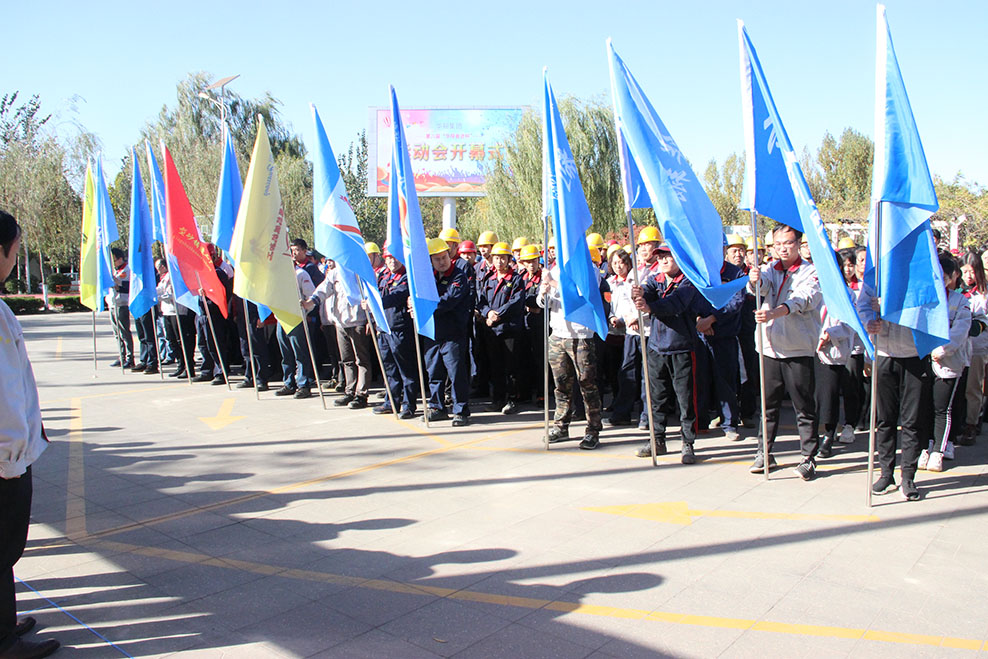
[[13, 312, 988, 657]]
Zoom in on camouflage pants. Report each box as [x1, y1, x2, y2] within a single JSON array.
[[548, 335, 602, 431]]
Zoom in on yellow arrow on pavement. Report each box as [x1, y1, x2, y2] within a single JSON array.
[[584, 502, 881, 526], [198, 397, 245, 431]]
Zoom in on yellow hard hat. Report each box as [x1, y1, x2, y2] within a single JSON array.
[[636, 226, 662, 245], [427, 238, 450, 256], [491, 241, 512, 256], [725, 233, 745, 249], [364, 242, 381, 255], [511, 237, 530, 251], [590, 247, 602, 265], [765, 230, 775, 246], [518, 244, 540, 261], [606, 244, 623, 260], [439, 228, 461, 243], [800, 233, 808, 244], [745, 236, 765, 251], [477, 230, 498, 246], [586, 233, 605, 250], [623, 244, 632, 254], [837, 237, 857, 250]]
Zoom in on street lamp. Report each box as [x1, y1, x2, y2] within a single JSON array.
[[197, 74, 240, 124]]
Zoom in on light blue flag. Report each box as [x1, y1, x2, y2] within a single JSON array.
[[738, 22, 874, 358], [211, 125, 243, 258], [311, 104, 390, 334], [127, 149, 157, 319], [542, 70, 608, 339], [607, 40, 746, 310], [384, 86, 439, 339], [93, 156, 117, 311], [866, 4, 946, 357], [145, 141, 199, 314]]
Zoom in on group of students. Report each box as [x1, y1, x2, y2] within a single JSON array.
[[105, 222, 988, 501]]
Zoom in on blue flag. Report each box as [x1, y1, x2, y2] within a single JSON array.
[[145, 141, 199, 314], [211, 125, 243, 258], [542, 70, 608, 338], [607, 41, 746, 310], [866, 4, 946, 357], [93, 156, 117, 311], [384, 87, 439, 339], [738, 22, 874, 358], [127, 149, 157, 319], [311, 105, 390, 334]]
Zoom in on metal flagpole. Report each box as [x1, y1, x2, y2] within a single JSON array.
[[174, 311, 194, 386], [151, 309, 165, 380], [295, 288, 328, 411], [626, 212, 660, 467], [412, 329, 431, 428], [750, 210, 770, 480], [242, 298, 261, 401], [195, 274, 231, 390], [543, 215, 551, 450], [91, 311, 98, 378], [358, 275, 399, 419], [867, 201, 882, 507]]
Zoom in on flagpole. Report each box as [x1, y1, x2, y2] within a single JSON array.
[[91, 310, 98, 378], [294, 286, 328, 411], [867, 201, 882, 507], [174, 311, 194, 386], [357, 277, 399, 420], [242, 298, 261, 401], [543, 215, 551, 451], [625, 212, 659, 467], [749, 210, 770, 480], [151, 308, 165, 380], [196, 274, 231, 390]]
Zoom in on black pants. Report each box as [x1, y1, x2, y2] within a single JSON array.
[[196, 312, 229, 377], [380, 325, 419, 413], [814, 359, 857, 439], [932, 375, 962, 453], [647, 351, 697, 444], [136, 310, 158, 368], [486, 331, 522, 404], [611, 334, 643, 423], [763, 355, 817, 458], [237, 304, 270, 385], [849, 353, 870, 429], [172, 313, 197, 376], [704, 337, 741, 433], [876, 355, 932, 478], [0, 467, 31, 645]]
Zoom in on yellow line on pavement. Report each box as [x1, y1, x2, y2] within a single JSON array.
[[65, 398, 87, 540], [93, 538, 988, 650]]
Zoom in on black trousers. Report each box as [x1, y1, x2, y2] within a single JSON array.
[[849, 353, 870, 429], [763, 355, 817, 458], [647, 351, 697, 444], [932, 375, 962, 453], [814, 359, 858, 438], [237, 304, 270, 385], [876, 355, 932, 478], [486, 331, 522, 404], [135, 310, 158, 368], [171, 313, 197, 376], [0, 467, 31, 645]]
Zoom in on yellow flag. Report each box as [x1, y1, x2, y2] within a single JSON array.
[[230, 118, 303, 332], [78, 164, 100, 311]]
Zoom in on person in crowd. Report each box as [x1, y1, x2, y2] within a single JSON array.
[[236, 299, 270, 392], [477, 242, 526, 415], [374, 250, 418, 418], [472, 231, 498, 398], [511, 237, 529, 262], [192, 244, 232, 385], [458, 241, 477, 266], [605, 247, 640, 427], [517, 244, 544, 405], [960, 251, 988, 445], [276, 256, 317, 399], [108, 247, 134, 369], [747, 224, 822, 480], [0, 210, 61, 658]]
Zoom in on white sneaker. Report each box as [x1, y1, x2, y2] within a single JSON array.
[[944, 440, 955, 460], [927, 451, 944, 473], [918, 449, 930, 470], [839, 424, 855, 444]]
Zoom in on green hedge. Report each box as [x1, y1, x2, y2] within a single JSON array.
[[50, 296, 87, 312], [1, 295, 88, 314]]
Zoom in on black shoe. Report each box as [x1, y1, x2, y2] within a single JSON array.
[[818, 436, 835, 459], [0, 637, 60, 658], [122, 359, 135, 369], [14, 617, 36, 637], [749, 453, 778, 473], [427, 409, 449, 422], [192, 373, 213, 383], [399, 409, 415, 420], [131, 363, 146, 372], [275, 386, 296, 397], [452, 414, 469, 427], [169, 368, 186, 378], [211, 376, 226, 386], [901, 478, 920, 501], [872, 472, 898, 495], [681, 443, 696, 465], [636, 440, 667, 457], [334, 394, 355, 407], [294, 387, 312, 399], [547, 427, 571, 443], [794, 458, 816, 481], [348, 396, 368, 409], [143, 366, 159, 375], [256, 382, 269, 392], [501, 401, 519, 415], [109, 359, 121, 367], [603, 417, 631, 427], [579, 432, 599, 450], [237, 379, 254, 389], [334, 383, 346, 393], [373, 403, 392, 415]]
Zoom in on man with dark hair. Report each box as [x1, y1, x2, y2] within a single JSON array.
[[108, 247, 135, 369], [0, 210, 61, 658]]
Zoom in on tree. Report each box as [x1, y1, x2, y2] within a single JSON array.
[[338, 131, 387, 245], [703, 152, 745, 226], [813, 128, 873, 222]]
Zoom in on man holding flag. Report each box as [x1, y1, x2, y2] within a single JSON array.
[[127, 149, 160, 376]]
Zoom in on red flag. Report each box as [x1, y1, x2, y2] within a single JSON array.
[[161, 142, 228, 318]]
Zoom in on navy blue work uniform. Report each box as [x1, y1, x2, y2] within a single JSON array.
[[378, 266, 419, 413], [424, 263, 472, 416], [695, 262, 746, 434], [477, 266, 526, 405], [472, 259, 495, 395], [521, 268, 544, 402]]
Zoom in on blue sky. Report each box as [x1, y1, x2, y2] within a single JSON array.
[[4, 0, 985, 187]]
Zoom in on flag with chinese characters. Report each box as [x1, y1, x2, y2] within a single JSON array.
[[146, 141, 198, 313], [384, 86, 438, 339], [607, 40, 745, 310], [737, 21, 873, 357], [866, 4, 946, 357], [161, 141, 228, 317], [542, 69, 608, 339]]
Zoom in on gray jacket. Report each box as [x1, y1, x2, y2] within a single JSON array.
[[747, 258, 822, 358]]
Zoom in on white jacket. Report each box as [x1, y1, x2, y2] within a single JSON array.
[[748, 258, 822, 358], [968, 292, 988, 356], [0, 300, 48, 479], [157, 274, 176, 316], [537, 266, 597, 340], [931, 288, 971, 379], [817, 307, 854, 366], [310, 267, 366, 329]]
